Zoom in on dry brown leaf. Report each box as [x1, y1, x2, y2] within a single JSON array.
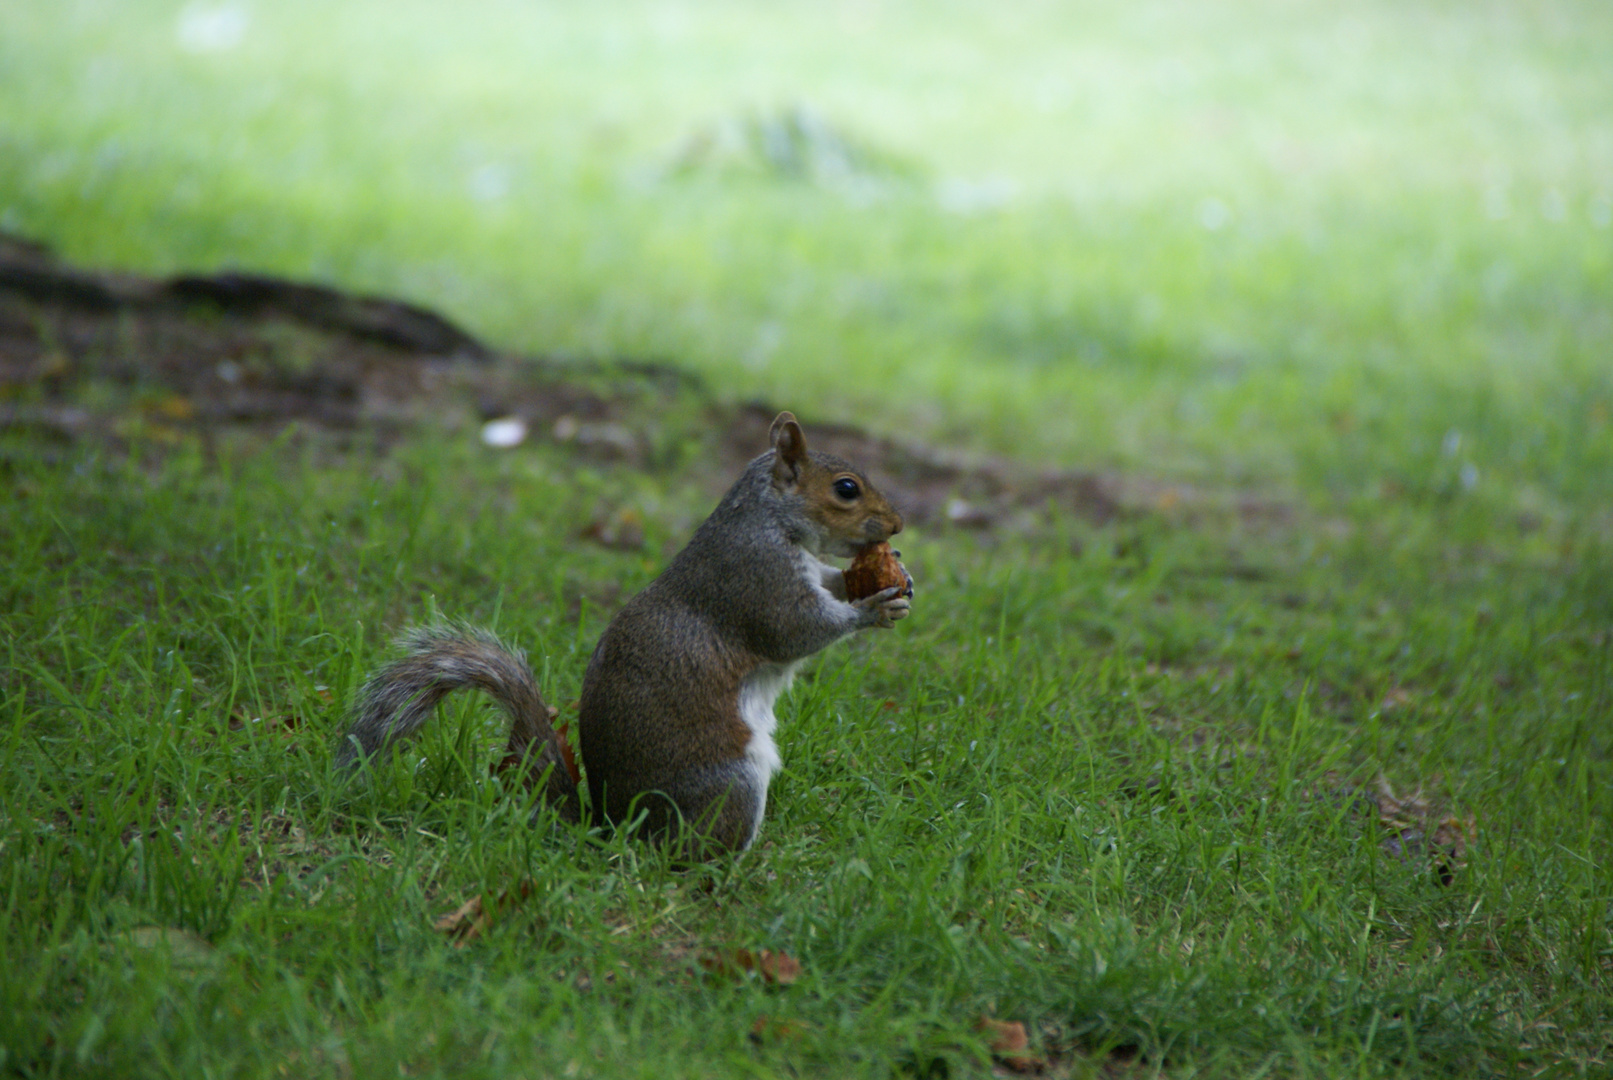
[[977, 1017, 1028, 1054], [749, 1015, 810, 1044], [1372, 775, 1476, 884], [1430, 814, 1475, 854], [434, 895, 490, 946], [752, 949, 801, 985], [975, 1017, 1047, 1074], [697, 947, 801, 986], [434, 880, 536, 948], [553, 716, 581, 786]]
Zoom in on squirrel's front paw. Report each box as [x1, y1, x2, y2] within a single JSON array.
[[855, 586, 911, 629]]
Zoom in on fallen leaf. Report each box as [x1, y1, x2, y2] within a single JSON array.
[[553, 716, 581, 786], [434, 880, 536, 948], [697, 947, 801, 986], [975, 1017, 1046, 1074], [749, 1015, 810, 1044], [434, 895, 490, 946], [1372, 775, 1475, 884], [977, 1017, 1028, 1054], [752, 950, 801, 985]]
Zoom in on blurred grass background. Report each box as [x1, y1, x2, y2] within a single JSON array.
[[3, 0, 1610, 506]]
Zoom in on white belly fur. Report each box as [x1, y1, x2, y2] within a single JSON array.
[[737, 661, 800, 841]]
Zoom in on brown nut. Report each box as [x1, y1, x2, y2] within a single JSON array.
[[844, 541, 912, 602]]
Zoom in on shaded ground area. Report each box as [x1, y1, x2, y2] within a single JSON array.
[[0, 233, 1122, 530]]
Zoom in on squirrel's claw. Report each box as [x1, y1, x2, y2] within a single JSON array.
[[854, 585, 911, 629]]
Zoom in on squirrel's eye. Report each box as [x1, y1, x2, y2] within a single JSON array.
[[833, 477, 861, 500]]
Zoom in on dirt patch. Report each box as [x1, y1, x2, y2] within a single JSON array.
[[0, 232, 1122, 528]]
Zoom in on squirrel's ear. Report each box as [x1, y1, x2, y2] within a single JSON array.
[[770, 411, 807, 486]]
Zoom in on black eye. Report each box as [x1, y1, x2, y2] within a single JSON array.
[[833, 477, 861, 500]]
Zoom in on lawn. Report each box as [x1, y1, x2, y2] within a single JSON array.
[[2, 0, 1610, 1076]]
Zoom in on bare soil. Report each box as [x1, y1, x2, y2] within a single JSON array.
[[0, 232, 1123, 529]]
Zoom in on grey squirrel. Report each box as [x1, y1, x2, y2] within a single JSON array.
[[336, 411, 912, 857]]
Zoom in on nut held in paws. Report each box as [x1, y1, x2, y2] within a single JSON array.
[[844, 542, 911, 601]]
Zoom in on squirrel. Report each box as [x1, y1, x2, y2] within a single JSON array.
[[335, 411, 912, 857]]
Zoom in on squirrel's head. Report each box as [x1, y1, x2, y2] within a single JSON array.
[[768, 411, 903, 557]]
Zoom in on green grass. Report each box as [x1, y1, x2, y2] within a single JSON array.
[[2, 433, 1609, 1077], [3, 0, 1612, 1075]]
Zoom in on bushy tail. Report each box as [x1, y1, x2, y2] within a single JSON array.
[[336, 625, 581, 820]]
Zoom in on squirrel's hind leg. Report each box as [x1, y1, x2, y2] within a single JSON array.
[[621, 760, 765, 859]]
